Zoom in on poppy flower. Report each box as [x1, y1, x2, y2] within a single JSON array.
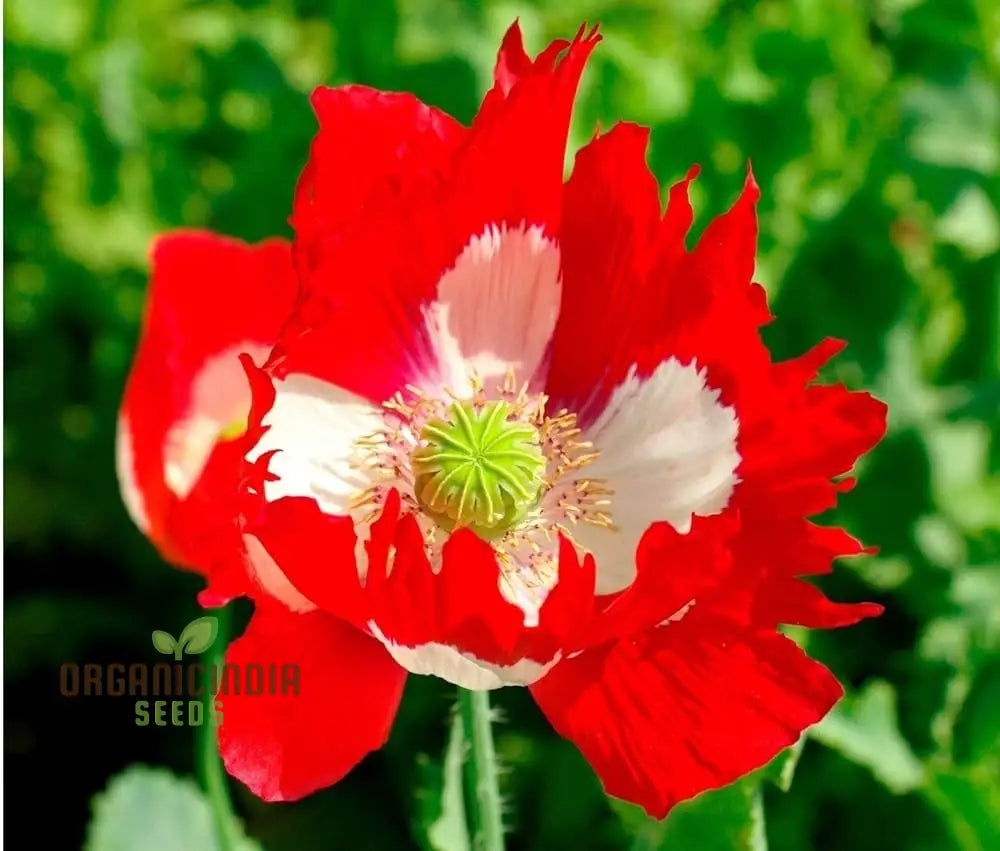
[[116, 231, 298, 605], [120, 23, 886, 819]]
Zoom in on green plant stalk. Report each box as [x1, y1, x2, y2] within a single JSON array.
[[198, 605, 240, 851], [458, 688, 505, 851]]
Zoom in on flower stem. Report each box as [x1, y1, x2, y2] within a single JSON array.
[[197, 605, 240, 851], [457, 688, 505, 851]]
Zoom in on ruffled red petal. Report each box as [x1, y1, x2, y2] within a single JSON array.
[[241, 495, 367, 627], [365, 496, 526, 659], [117, 231, 297, 595], [173, 437, 258, 606], [292, 85, 464, 278], [530, 612, 842, 818], [533, 139, 884, 814], [754, 577, 884, 629], [365, 512, 607, 669], [490, 22, 571, 97], [547, 154, 769, 422], [460, 22, 599, 239], [650, 168, 772, 403], [261, 217, 444, 402], [218, 605, 406, 802], [584, 512, 739, 648], [270, 23, 599, 404], [548, 137, 884, 623], [243, 480, 612, 672], [545, 122, 663, 422]]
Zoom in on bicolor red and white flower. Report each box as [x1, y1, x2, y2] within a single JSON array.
[[116, 231, 298, 604], [118, 24, 887, 819]]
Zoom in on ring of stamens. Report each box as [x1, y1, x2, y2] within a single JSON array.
[[349, 369, 615, 611]]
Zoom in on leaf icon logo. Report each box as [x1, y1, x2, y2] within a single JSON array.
[[151, 617, 219, 660], [151, 630, 179, 659]]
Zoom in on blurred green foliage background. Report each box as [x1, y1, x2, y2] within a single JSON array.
[[4, 0, 999, 848]]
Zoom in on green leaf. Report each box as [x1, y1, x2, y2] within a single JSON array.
[[935, 185, 1000, 260], [613, 777, 767, 851], [953, 658, 1000, 765], [178, 616, 219, 656], [85, 765, 263, 851], [612, 741, 802, 849], [926, 768, 1000, 851], [903, 76, 999, 175], [810, 680, 926, 793], [150, 630, 176, 656]]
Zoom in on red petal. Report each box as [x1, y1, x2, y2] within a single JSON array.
[[546, 156, 884, 638], [282, 85, 467, 401], [117, 231, 297, 585], [493, 24, 535, 94], [650, 167, 772, 402], [266, 246, 440, 402], [754, 577, 883, 629], [738, 476, 854, 520], [770, 521, 871, 576], [365, 513, 526, 663], [243, 495, 368, 628], [660, 165, 700, 260], [292, 86, 463, 277], [775, 337, 847, 384], [533, 537, 598, 655], [739, 361, 887, 484], [545, 122, 662, 421], [689, 164, 760, 295], [531, 613, 842, 818], [549, 160, 768, 425], [367, 517, 599, 672], [218, 606, 406, 802], [586, 512, 739, 647], [171, 437, 252, 606], [279, 27, 598, 403], [733, 336, 886, 494], [459, 24, 599, 237], [780, 385, 887, 478], [491, 22, 570, 96], [436, 529, 525, 655]]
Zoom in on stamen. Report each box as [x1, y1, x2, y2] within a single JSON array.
[[347, 371, 616, 611]]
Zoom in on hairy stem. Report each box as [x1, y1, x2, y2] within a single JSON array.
[[458, 688, 505, 851], [197, 605, 240, 851]]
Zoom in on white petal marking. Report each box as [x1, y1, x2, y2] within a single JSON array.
[[497, 534, 559, 629], [243, 533, 318, 613], [244, 373, 384, 602], [368, 622, 559, 689], [163, 341, 270, 499], [424, 223, 561, 396], [657, 599, 696, 627], [574, 358, 740, 594], [247, 373, 382, 515]]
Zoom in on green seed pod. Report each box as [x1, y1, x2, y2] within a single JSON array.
[[412, 400, 546, 540]]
